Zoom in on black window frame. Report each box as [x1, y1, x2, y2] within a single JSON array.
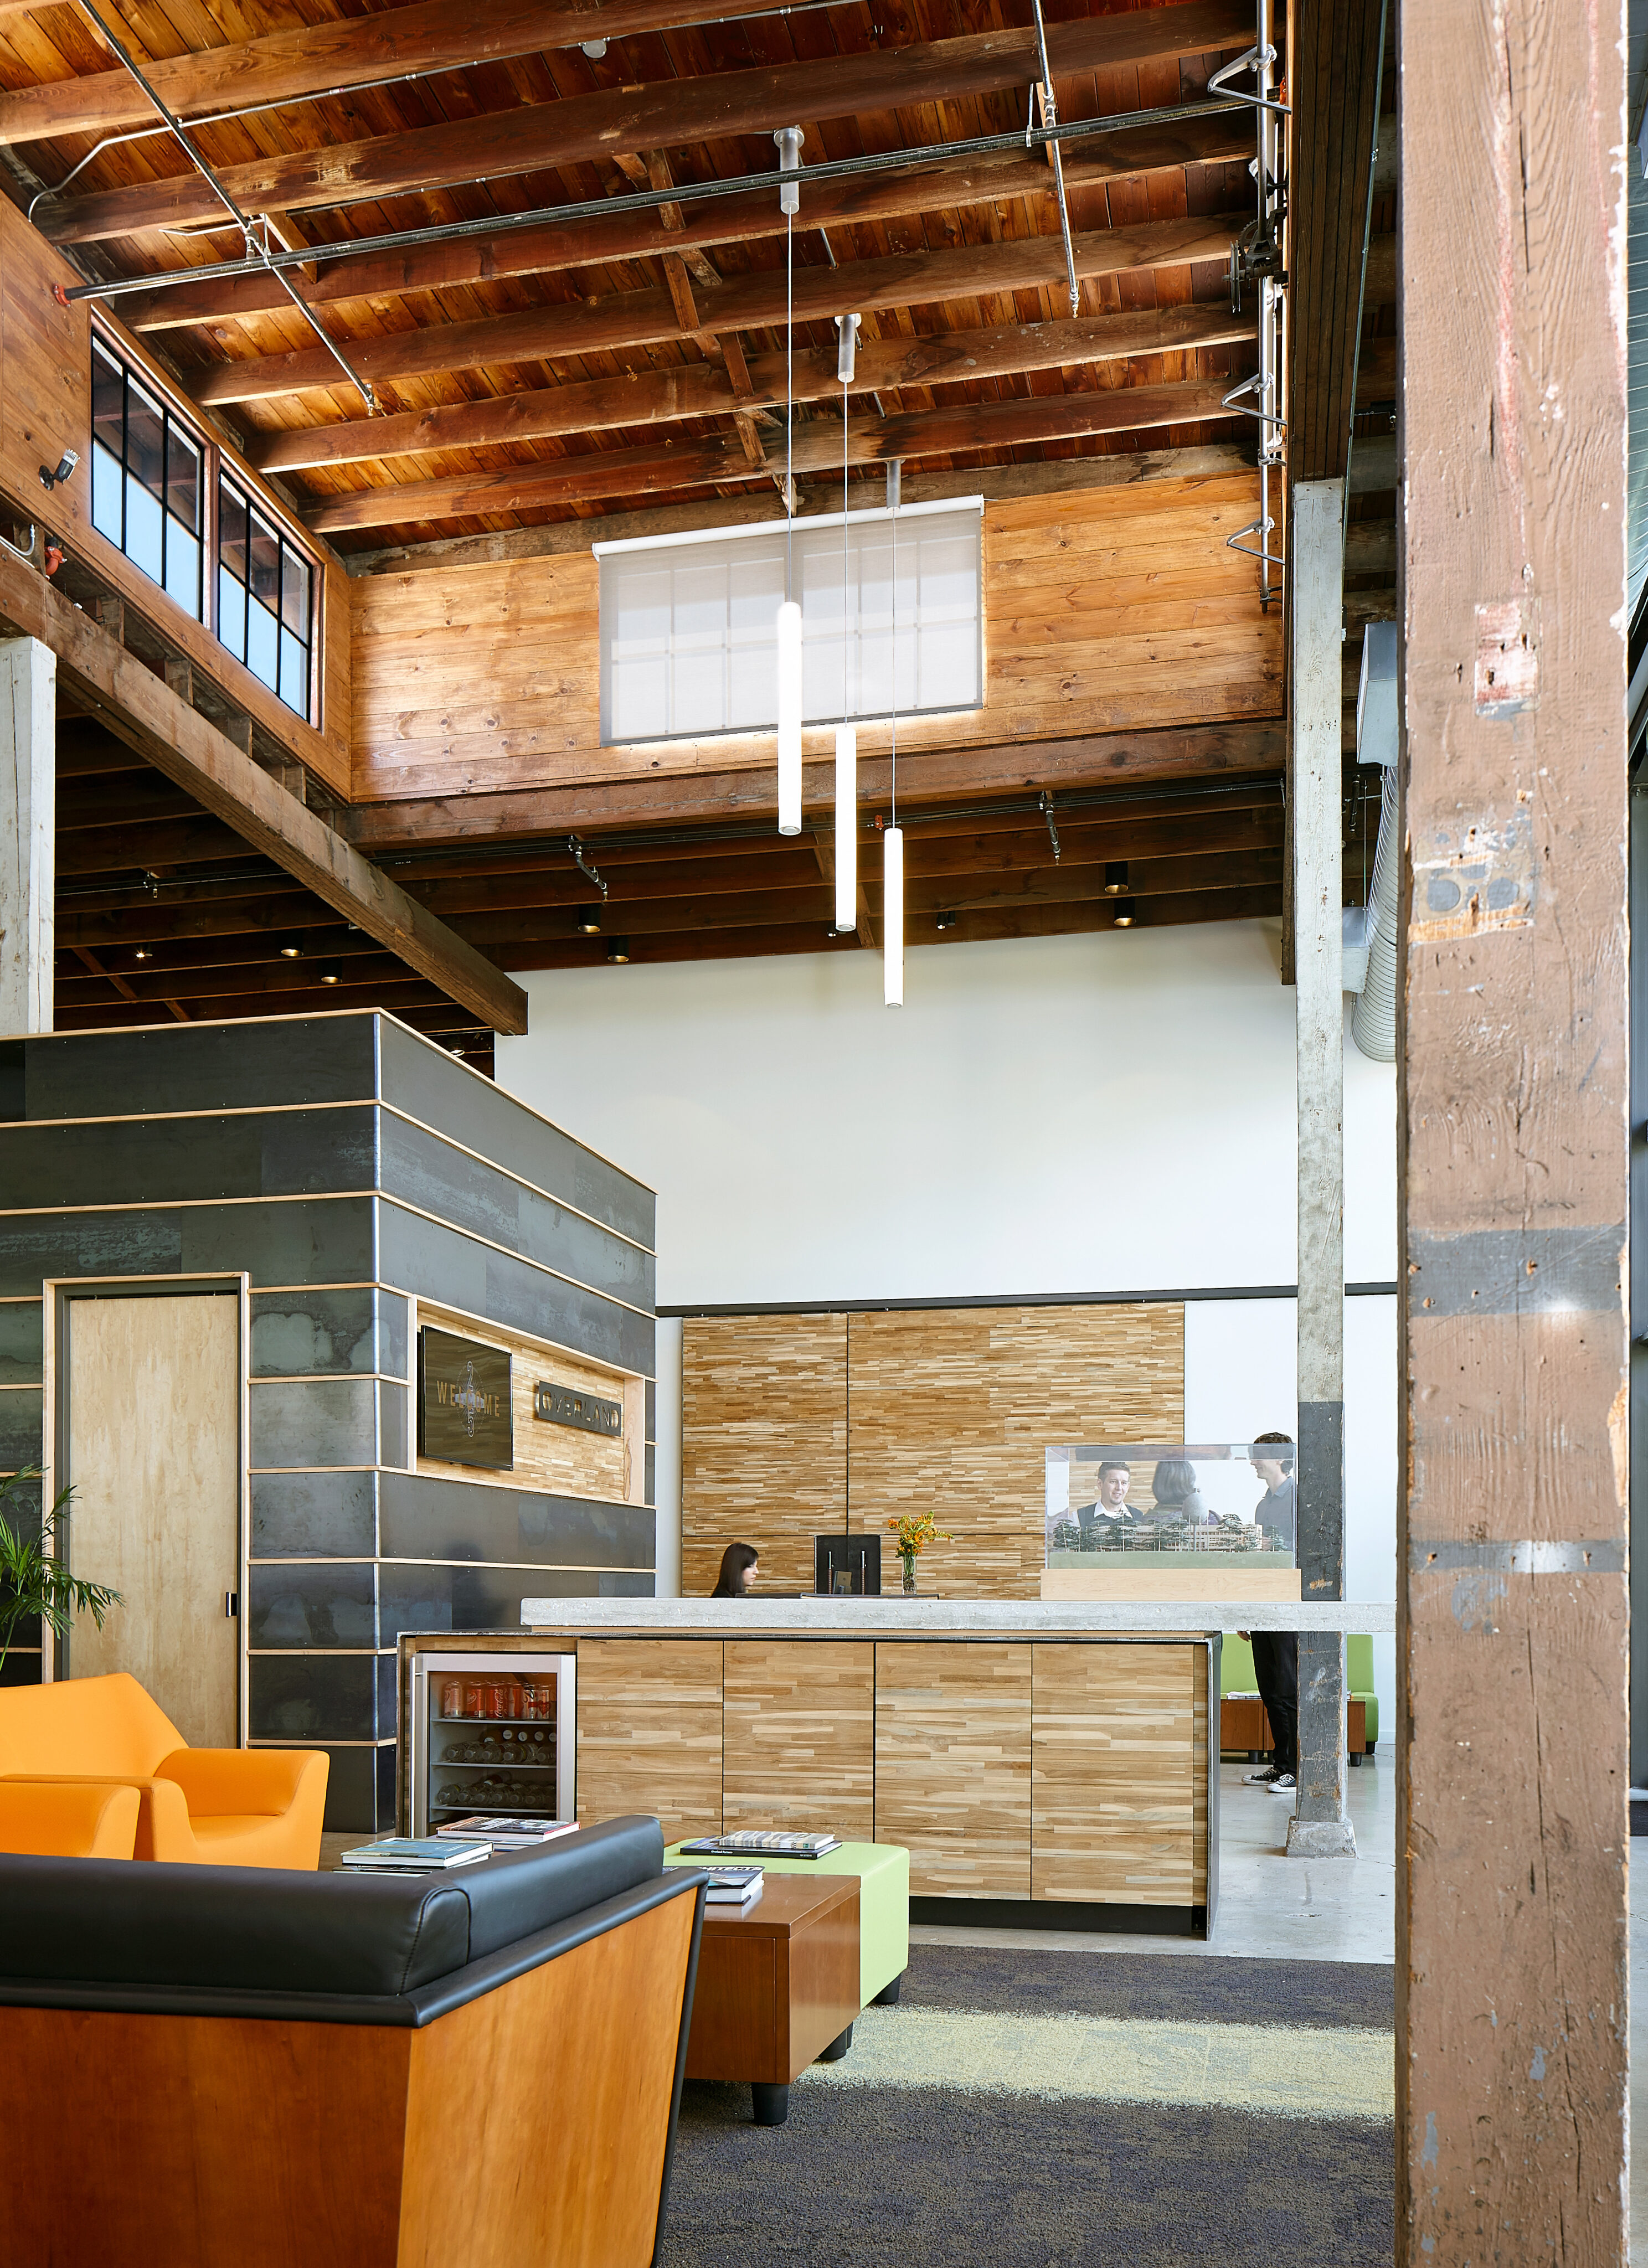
[[87, 328, 322, 731]]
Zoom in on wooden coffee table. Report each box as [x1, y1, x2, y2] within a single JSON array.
[[682, 1872, 860, 2126]]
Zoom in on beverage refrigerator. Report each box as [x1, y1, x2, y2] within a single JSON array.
[[406, 1651, 577, 1837]]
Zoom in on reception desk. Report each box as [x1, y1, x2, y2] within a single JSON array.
[[399, 1601, 1392, 1937]]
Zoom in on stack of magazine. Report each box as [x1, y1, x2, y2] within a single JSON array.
[[340, 1836, 492, 1873], [663, 1860, 765, 1906], [678, 1830, 841, 1860], [437, 1816, 581, 1849]]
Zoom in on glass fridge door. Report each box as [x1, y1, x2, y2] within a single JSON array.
[[410, 1651, 577, 1836]]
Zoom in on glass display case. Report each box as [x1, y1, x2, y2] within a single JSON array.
[[406, 1650, 576, 1837], [1046, 1444, 1298, 1573]]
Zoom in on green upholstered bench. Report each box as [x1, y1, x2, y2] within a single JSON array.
[[1219, 1635, 1379, 1761], [667, 1841, 910, 2006]]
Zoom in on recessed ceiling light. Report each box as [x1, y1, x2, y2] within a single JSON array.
[[278, 942, 301, 959], [132, 946, 152, 961], [318, 960, 342, 986]]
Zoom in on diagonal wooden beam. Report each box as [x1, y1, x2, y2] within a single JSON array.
[[250, 305, 1253, 475], [0, 545, 528, 1033], [189, 216, 1240, 405], [301, 375, 1240, 529], [117, 126, 1250, 337], [33, 2, 1253, 243]]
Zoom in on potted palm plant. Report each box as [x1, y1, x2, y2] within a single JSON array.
[[0, 1468, 121, 1677]]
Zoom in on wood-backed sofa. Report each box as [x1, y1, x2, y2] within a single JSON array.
[[0, 1816, 705, 2268]]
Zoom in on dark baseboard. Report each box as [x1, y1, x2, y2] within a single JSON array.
[[910, 1897, 1207, 1938]]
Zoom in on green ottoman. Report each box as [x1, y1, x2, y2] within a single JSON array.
[[667, 1841, 910, 2007]]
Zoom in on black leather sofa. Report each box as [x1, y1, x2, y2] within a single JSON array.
[[0, 1815, 706, 2268]]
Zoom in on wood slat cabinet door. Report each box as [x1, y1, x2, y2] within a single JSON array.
[[575, 1640, 723, 1843], [722, 1641, 873, 1841], [1030, 1642, 1207, 1907], [873, 1641, 1032, 1897]]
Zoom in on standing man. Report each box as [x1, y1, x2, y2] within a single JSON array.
[[1242, 1432, 1299, 1795]]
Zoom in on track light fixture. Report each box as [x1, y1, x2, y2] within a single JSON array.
[[1103, 861, 1129, 896], [606, 937, 631, 965], [1112, 899, 1137, 930], [318, 960, 342, 985]]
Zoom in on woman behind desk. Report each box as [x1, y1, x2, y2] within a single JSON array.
[[710, 1542, 760, 1597]]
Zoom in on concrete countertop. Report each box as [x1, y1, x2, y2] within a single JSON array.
[[518, 1597, 1396, 1635]]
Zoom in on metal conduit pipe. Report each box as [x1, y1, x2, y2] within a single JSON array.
[[1351, 621, 1399, 1063]]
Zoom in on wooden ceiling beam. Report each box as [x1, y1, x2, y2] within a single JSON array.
[[1286, 0, 1385, 480], [121, 125, 1251, 337], [490, 881, 1282, 971], [35, 3, 1252, 243], [250, 306, 1254, 476], [190, 214, 1242, 406], [0, 0, 869, 148], [301, 373, 1240, 529], [346, 720, 1284, 848], [0, 545, 528, 1034]]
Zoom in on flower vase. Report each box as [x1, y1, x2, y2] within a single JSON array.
[[900, 1553, 917, 1595]]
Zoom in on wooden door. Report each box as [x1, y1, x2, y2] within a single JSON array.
[[1030, 1641, 1207, 1907], [64, 1291, 241, 1749], [873, 1641, 1033, 1896], [722, 1640, 874, 1842]]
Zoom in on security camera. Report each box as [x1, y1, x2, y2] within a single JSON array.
[[38, 449, 78, 490]]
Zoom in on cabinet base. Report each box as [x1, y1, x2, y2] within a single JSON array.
[[909, 1897, 1209, 1938]]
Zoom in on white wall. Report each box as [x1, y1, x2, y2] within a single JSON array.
[[502, 922, 1396, 1304], [499, 920, 1399, 1724]]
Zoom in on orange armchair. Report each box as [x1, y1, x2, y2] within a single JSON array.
[[0, 1673, 328, 1868], [0, 1780, 140, 1859]]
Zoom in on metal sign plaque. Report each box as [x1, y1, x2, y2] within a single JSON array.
[[534, 1380, 622, 1437], [419, 1328, 513, 1471]]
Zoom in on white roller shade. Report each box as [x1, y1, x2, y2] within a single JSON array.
[[595, 498, 982, 746]]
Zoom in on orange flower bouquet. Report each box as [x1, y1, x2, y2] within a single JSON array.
[[887, 1511, 955, 1595]]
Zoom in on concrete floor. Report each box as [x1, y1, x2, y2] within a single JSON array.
[[913, 1755, 1395, 1963]]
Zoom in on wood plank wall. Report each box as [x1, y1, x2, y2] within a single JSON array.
[[681, 1302, 1184, 1600], [681, 1312, 847, 1597], [350, 475, 1283, 803]]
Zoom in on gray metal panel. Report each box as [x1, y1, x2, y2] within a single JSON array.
[[0, 1386, 43, 1470], [0, 1109, 375, 1212], [179, 1198, 377, 1285], [380, 1202, 654, 1377], [0, 1018, 379, 1122], [251, 1470, 379, 1559], [250, 1289, 380, 1377], [378, 1471, 655, 1570], [249, 1378, 377, 1470], [377, 1017, 655, 1249], [248, 1652, 378, 1741], [379, 1111, 655, 1311], [0, 1302, 43, 1384], [248, 1562, 378, 1648]]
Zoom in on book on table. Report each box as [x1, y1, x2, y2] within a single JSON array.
[[340, 1836, 492, 1870], [678, 1830, 841, 1859], [435, 1816, 581, 1848], [664, 1862, 764, 1905]]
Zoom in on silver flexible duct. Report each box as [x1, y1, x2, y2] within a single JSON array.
[[1352, 761, 1399, 1061]]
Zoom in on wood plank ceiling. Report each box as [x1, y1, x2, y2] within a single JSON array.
[[0, 0, 1396, 1068]]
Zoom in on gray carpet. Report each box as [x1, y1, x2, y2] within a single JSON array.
[[660, 1945, 1395, 2268]]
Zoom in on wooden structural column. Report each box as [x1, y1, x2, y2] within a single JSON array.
[[1398, 0, 1629, 2255], [0, 636, 54, 1033], [1288, 478, 1354, 1860]]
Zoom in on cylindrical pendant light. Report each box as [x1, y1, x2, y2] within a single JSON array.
[[883, 825, 904, 1007], [776, 599, 802, 834], [834, 724, 857, 930]]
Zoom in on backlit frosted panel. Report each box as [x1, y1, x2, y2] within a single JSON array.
[[599, 503, 980, 745]]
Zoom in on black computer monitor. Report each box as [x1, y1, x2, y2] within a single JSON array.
[[814, 1533, 881, 1596]]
